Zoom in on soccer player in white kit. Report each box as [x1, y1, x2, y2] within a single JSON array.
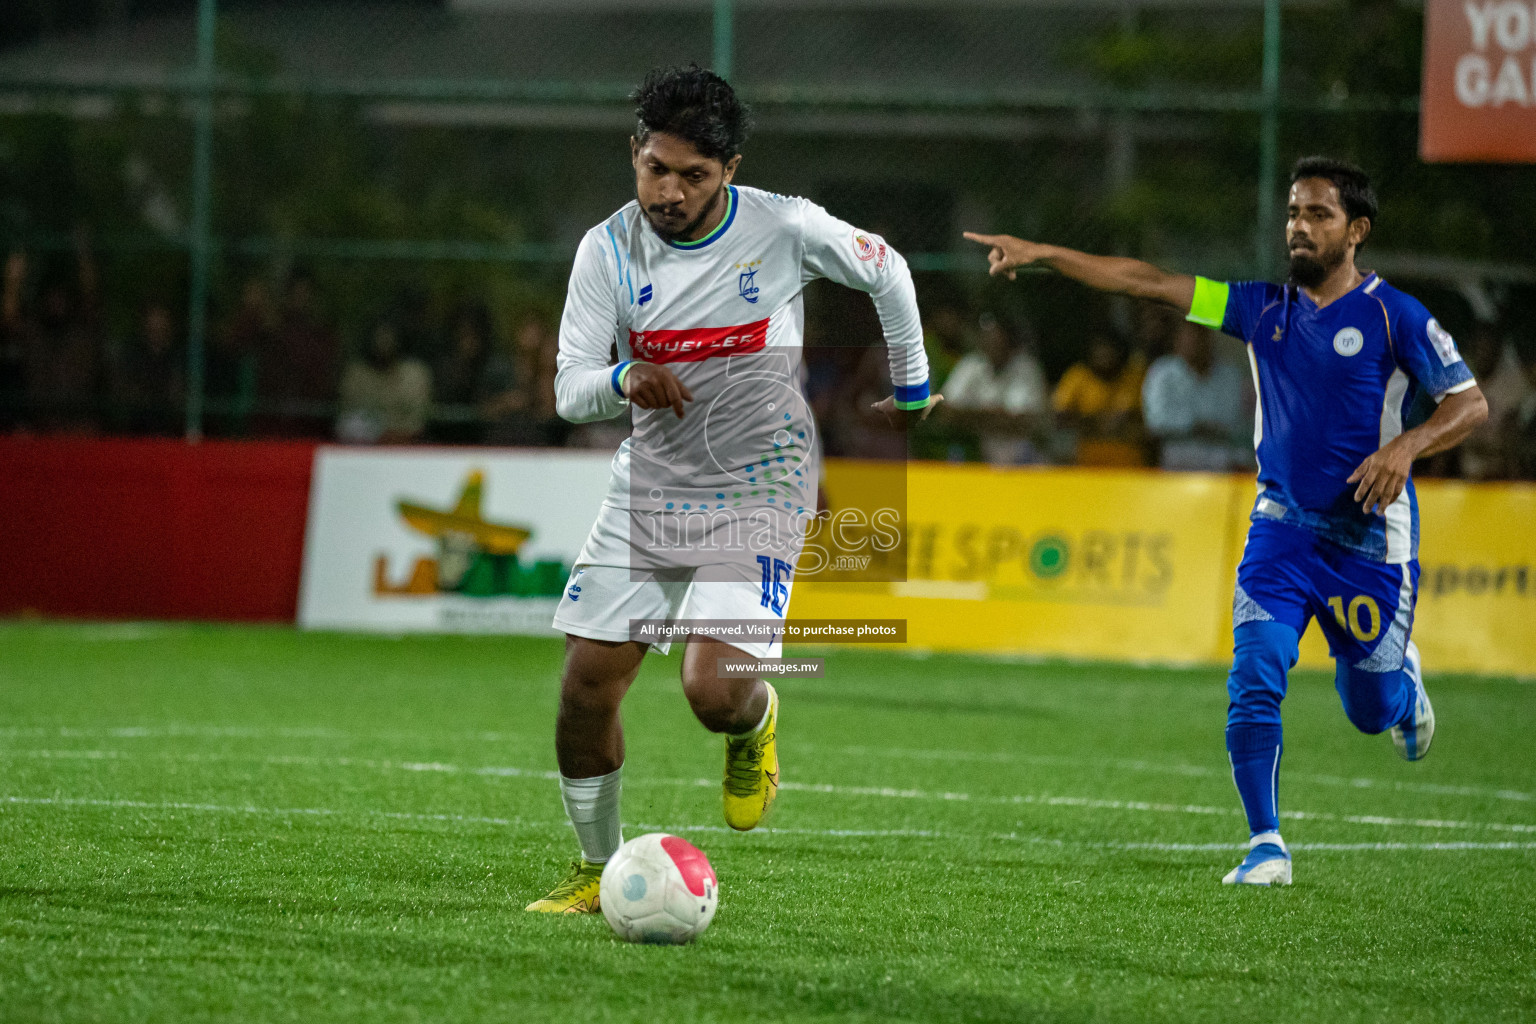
[[527, 66, 939, 913]]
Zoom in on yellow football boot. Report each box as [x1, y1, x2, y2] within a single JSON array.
[[524, 859, 604, 913], [723, 682, 779, 831]]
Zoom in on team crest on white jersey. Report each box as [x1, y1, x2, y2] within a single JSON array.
[[1333, 327, 1364, 357], [735, 260, 761, 304]]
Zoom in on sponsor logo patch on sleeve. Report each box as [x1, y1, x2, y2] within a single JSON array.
[[853, 233, 877, 261], [1426, 318, 1461, 367]]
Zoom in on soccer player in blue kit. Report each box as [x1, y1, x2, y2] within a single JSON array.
[[966, 157, 1489, 886]]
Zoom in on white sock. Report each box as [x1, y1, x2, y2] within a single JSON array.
[[728, 683, 775, 740], [560, 766, 623, 864], [1249, 830, 1286, 852]]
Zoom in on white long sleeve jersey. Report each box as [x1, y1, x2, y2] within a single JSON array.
[[555, 184, 930, 515]]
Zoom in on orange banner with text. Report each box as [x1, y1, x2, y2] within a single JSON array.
[[1420, 0, 1536, 162], [790, 462, 1534, 676]]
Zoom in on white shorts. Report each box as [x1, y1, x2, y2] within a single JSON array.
[[551, 503, 798, 659]]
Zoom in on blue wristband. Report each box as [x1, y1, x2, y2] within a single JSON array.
[[893, 379, 930, 410], [611, 361, 633, 398]]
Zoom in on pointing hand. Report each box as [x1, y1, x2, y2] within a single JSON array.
[[962, 232, 1050, 281]]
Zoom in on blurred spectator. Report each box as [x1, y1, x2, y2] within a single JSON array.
[[1142, 320, 1249, 471], [108, 300, 184, 436], [1052, 330, 1145, 466], [940, 311, 1049, 465], [336, 317, 432, 444], [1458, 319, 1530, 480], [432, 302, 495, 444], [922, 304, 973, 390], [208, 276, 270, 435], [798, 284, 894, 458], [817, 343, 908, 461], [906, 303, 977, 461], [392, 286, 438, 364], [0, 254, 27, 429], [487, 313, 568, 447], [1132, 300, 1183, 365], [5, 237, 105, 434], [1514, 350, 1536, 479], [522, 318, 566, 445], [262, 269, 339, 436], [804, 317, 865, 458]]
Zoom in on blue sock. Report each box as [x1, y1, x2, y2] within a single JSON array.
[[1227, 724, 1282, 835]]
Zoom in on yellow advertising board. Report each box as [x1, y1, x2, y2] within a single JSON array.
[[1405, 481, 1536, 677], [791, 462, 1246, 664], [791, 461, 1535, 677], [1220, 480, 1536, 677]]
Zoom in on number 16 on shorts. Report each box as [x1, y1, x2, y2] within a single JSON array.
[[757, 556, 792, 616]]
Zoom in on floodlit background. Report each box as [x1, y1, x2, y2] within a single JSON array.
[[1, 0, 1533, 474]]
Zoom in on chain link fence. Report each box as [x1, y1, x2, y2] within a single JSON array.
[[1, 0, 1533, 473]]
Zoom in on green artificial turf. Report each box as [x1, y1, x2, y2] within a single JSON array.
[[0, 621, 1532, 1023]]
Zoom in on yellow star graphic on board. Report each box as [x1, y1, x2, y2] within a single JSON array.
[[396, 471, 530, 555]]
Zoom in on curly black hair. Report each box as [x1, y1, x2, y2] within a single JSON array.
[[1291, 156, 1378, 239], [632, 64, 751, 163]]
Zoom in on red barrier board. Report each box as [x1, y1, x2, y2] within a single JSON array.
[[0, 438, 315, 621], [1421, 0, 1536, 163]]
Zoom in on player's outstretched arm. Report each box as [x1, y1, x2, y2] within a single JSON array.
[[963, 232, 1196, 314], [1347, 385, 1488, 516]]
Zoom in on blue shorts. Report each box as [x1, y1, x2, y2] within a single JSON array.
[[1234, 519, 1418, 672]]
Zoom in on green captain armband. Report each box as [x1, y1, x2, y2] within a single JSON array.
[[1186, 276, 1230, 329]]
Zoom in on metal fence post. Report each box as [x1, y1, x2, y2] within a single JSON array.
[[1255, 0, 1282, 279], [713, 0, 734, 82], [184, 0, 217, 441]]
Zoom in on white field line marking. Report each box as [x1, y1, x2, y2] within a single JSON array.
[[647, 823, 1536, 853], [6, 749, 1536, 836], [806, 744, 1536, 804], [0, 724, 540, 746], [0, 748, 562, 780], [62, 623, 191, 641], [8, 725, 1529, 806], [0, 795, 536, 829], [0, 725, 348, 740], [775, 779, 1536, 834], [0, 622, 194, 642], [4, 796, 1533, 855]]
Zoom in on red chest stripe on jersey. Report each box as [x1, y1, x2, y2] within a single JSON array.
[[629, 318, 769, 363]]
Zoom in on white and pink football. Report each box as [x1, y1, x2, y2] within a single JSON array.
[[598, 833, 719, 944]]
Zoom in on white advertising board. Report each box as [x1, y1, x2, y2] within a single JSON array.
[[298, 447, 612, 634]]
